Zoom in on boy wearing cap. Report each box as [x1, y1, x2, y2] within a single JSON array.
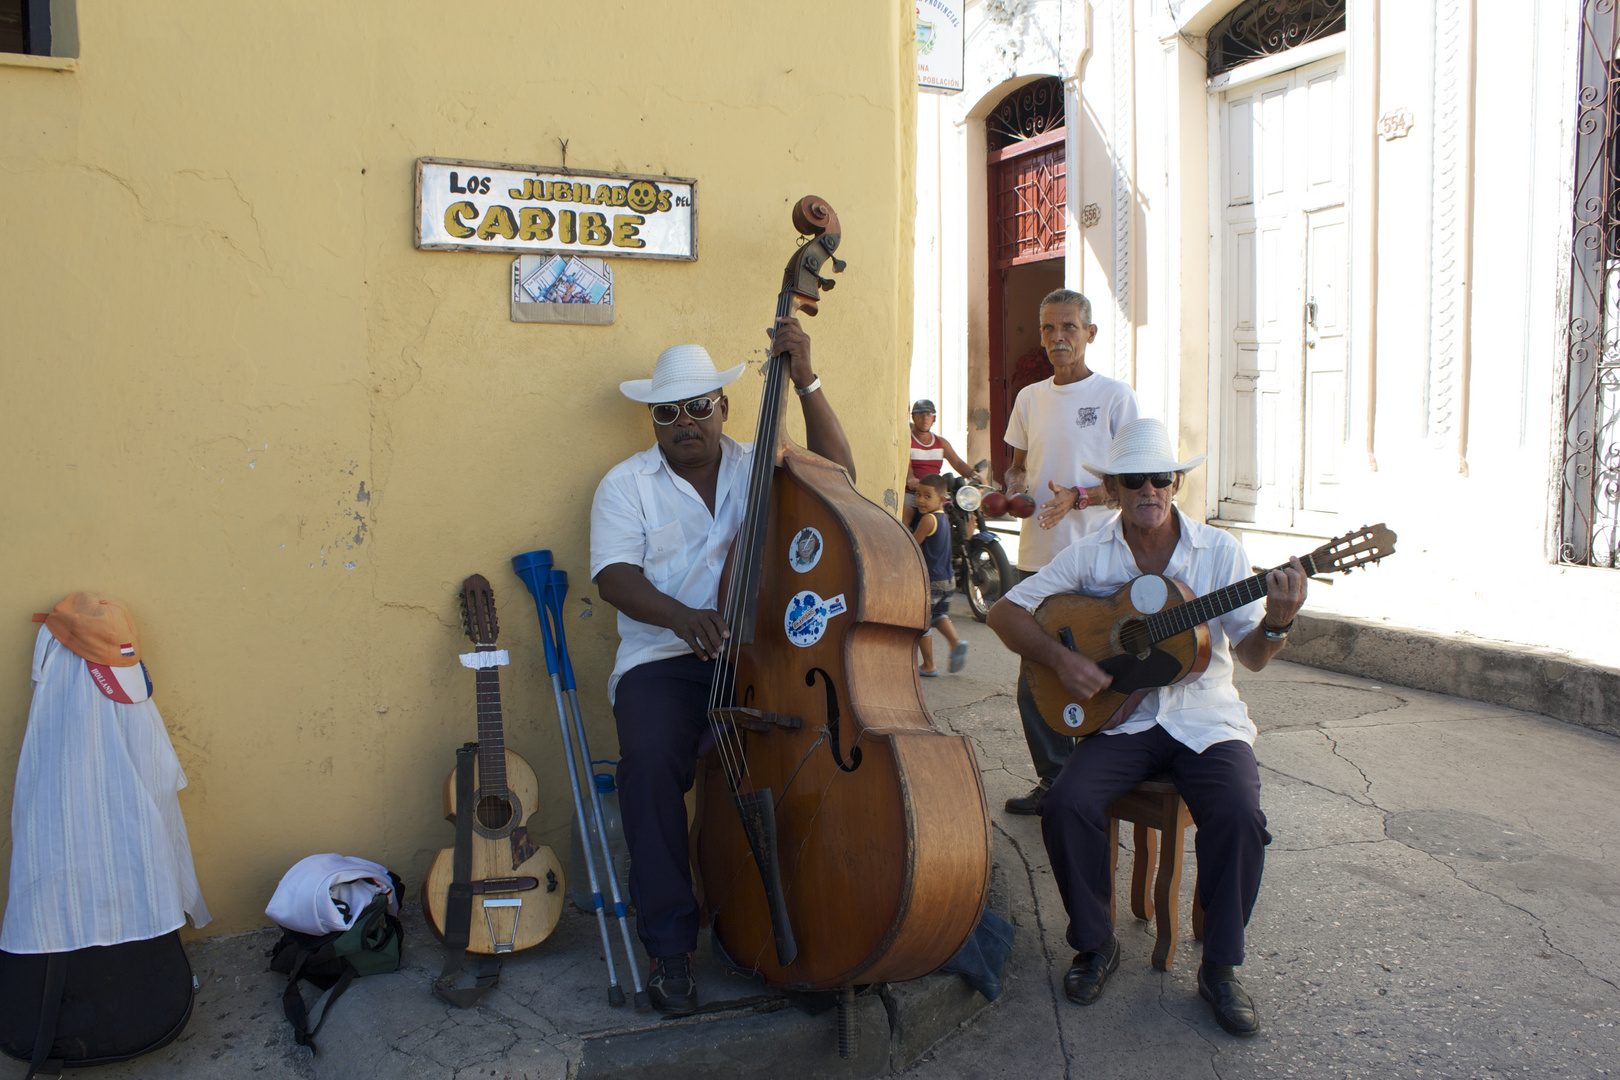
[[906, 399, 976, 526], [589, 317, 855, 1015], [987, 418, 1308, 1038]]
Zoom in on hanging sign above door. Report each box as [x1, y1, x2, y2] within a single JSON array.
[[415, 157, 697, 261]]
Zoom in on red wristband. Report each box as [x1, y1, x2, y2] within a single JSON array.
[[1073, 486, 1089, 510]]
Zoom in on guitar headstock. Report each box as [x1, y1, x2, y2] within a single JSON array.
[[1307, 524, 1397, 575], [460, 574, 499, 647]]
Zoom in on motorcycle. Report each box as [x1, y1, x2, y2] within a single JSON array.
[[943, 474, 1018, 622]]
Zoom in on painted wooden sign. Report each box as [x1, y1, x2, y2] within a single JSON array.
[[415, 157, 697, 261]]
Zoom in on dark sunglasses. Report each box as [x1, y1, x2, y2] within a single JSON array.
[[650, 396, 719, 425], [1118, 472, 1175, 490]]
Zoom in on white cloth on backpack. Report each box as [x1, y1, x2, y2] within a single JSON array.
[[266, 853, 398, 936], [1, 626, 211, 954]]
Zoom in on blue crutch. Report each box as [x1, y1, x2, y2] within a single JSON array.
[[511, 551, 647, 1011]]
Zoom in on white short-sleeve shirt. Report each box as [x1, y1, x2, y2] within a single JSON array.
[[1002, 508, 1266, 752], [1003, 372, 1139, 570], [590, 435, 754, 702]]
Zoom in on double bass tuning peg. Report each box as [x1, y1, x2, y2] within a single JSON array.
[[818, 276, 838, 291], [831, 257, 847, 273]]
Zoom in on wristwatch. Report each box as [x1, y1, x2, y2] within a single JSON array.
[[1072, 486, 1089, 511], [1261, 619, 1293, 642]]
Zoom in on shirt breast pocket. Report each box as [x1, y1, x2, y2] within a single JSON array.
[[643, 520, 690, 588]]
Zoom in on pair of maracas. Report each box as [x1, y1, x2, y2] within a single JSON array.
[[978, 490, 1036, 519]]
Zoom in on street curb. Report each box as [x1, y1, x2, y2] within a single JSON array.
[[1287, 611, 1620, 738]]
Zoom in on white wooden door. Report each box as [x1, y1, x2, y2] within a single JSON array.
[[1216, 56, 1348, 529]]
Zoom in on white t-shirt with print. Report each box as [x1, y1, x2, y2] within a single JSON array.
[[1003, 372, 1138, 570]]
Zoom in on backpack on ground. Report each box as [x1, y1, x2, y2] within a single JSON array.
[[268, 869, 403, 1053]]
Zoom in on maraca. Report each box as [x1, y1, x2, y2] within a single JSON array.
[[980, 490, 1008, 517], [1008, 493, 1036, 518]]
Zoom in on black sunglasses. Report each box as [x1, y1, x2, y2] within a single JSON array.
[[1118, 472, 1175, 490], [650, 396, 719, 425]]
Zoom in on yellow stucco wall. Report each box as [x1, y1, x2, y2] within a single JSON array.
[[0, 2, 918, 935]]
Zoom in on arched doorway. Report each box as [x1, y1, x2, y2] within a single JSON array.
[[985, 77, 1066, 483]]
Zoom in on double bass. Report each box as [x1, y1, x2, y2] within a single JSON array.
[[696, 197, 992, 994]]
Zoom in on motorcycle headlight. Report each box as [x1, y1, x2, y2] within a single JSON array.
[[954, 485, 982, 512]]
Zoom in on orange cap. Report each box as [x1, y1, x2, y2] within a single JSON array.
[[35, 593, 141, 667]]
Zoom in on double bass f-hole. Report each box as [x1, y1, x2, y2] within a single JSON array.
[[807, 668, 860, 773]]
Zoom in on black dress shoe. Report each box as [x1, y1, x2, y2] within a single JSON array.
[[1062, 935, 1120, 1005], [1198, 963, 1259, 1036], [1004, 778, 1052, 815], [649, 953, 697, 1016]]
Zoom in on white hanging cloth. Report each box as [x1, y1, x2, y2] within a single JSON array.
[[1, 626, 211, 954]]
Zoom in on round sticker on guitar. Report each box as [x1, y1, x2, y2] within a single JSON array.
[[1062, 703, 1083, 729], [784, 590, 847, 647], [788, 527, 824, 573]]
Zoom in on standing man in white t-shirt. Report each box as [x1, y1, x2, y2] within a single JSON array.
[[1001, 290, 1139, 814]]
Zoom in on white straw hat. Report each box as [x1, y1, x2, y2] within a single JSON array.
[[1081, 417, 1206, 478], [619, 344, 745, 404]]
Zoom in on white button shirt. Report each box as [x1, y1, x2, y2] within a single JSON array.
[[1002, 508, 1265, 752], [590, 435, 754, 703]]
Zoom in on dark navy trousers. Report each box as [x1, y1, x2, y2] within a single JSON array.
[[611, 654, 720, 959], [1039, 724, 1270, 967]]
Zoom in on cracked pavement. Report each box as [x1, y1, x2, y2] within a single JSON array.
[[900, 604, 1620, 1079], [7, 603, 1616, 1080]]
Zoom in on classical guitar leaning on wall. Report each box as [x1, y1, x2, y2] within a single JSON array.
[[422, 574, 564, 956]]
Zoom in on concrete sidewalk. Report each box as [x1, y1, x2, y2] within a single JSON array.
[[8, 601, 1618, 1079]]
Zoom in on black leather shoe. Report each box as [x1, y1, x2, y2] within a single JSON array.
[[649, 953, 697, 1016], [1198, 963, 1259, 1037], [1062, 935, 1120, 1005], [1004, 778, 1052, 815]]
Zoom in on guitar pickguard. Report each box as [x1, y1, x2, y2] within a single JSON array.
[[509, 825, 540, 870]]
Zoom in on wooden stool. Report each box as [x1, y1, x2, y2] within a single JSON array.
[[1106, 773, 1204, 971]]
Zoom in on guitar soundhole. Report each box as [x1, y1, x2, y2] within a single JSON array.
[[475, 795, 513, 831], [1120, 618, 1152, 657]]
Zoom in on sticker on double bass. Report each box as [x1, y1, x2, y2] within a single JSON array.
[[788, 527, 824, 573], [784, 590, 847, 647], [1062, 703, 1083, 729]]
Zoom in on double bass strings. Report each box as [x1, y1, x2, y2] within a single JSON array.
[[704, 289, 796, 794]]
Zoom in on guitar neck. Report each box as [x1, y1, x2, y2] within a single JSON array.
[[1143, 552, 1319, 644], [474, 664, 508, 797]]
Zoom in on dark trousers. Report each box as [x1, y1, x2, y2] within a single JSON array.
[[1015, 569, 1076, 782], [611, 654, 721, 958], [1039, 724, 1270, 967]]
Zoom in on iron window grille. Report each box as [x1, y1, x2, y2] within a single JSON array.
[[1207, 0, 1346, 79], [1561, 0, 1620, 567]]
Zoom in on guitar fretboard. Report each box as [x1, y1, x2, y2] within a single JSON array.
[[1142, 553, 1319, 644], [473, 662, 507, 797]]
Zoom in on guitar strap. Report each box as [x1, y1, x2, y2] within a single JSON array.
[[25, 953, 66, 1079], [433, 743, 502, 1008]]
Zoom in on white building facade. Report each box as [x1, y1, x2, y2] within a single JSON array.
[[912, 0, 1620, 667]]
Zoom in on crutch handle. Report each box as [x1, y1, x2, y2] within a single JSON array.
[[510, 550, 561, 677], [543, 569, 579, 692]]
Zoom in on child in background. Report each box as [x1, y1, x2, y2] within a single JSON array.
[[913, 474, 968, 676]]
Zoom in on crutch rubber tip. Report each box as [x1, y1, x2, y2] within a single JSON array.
[[634, 990, 651, 1012], [609, 984, 627, 1007]]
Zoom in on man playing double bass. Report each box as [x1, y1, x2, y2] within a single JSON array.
[[589, 319, 856, 1015], [986, 418, 1308, 1038]]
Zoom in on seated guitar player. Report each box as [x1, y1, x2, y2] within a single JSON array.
[[589, 321, 855, 1015], [985, 418, 1308, 1038]]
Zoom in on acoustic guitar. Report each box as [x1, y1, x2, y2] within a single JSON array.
[[1026, 523, 1396, 737], [422, 574, 564, 954]]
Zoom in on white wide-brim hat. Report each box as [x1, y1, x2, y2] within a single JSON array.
[[619, 344, 745, 404], [1082, 417, 1207, 478]]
